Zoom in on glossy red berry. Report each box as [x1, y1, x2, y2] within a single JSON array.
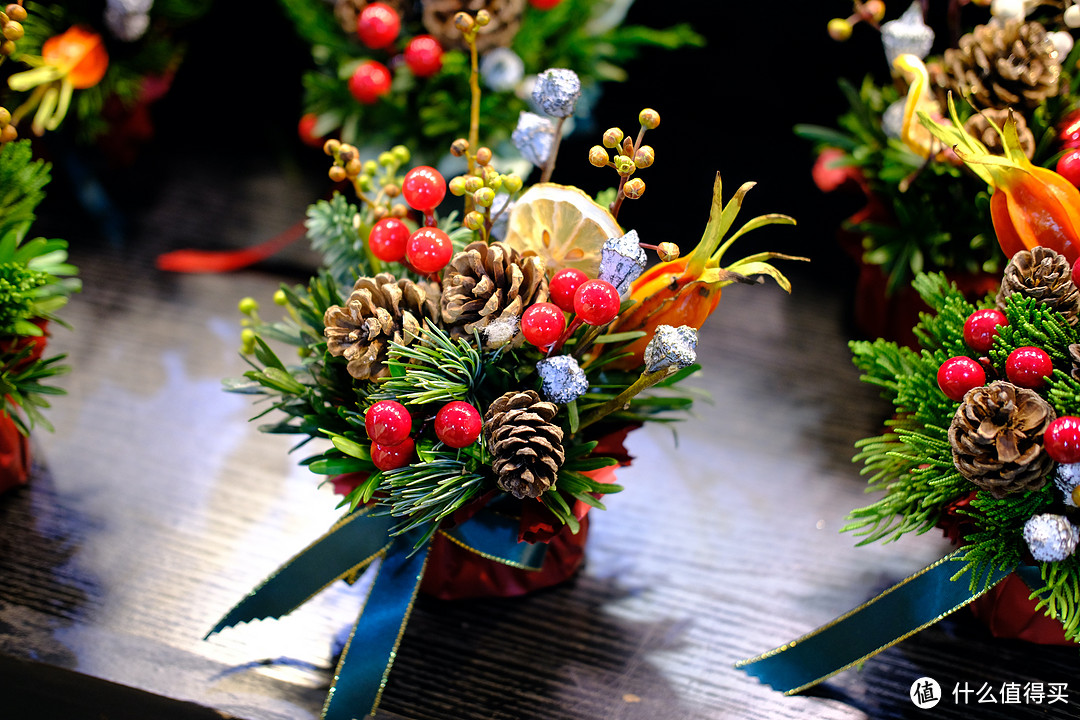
[[371, 436, 415, 471], [1056, 148, 1080, 188], [937, 356, 986, 401], [528, 0, 564, 7], [368, 217, 411, 262], [573, 279, 620, 325], [365, 400, 412, 446], [963, 308, 1007, 353], [297, 113, 324, 148], [521, 302, 566, 348], [401, 166, 446, 212], [356, 2, 400, 49], [404, 35, 443, 77], [435, 401, 482, 448], [1060, 110, 1080, 149], [406, 226, 453, 273], [1046, 416, 1080, 464], [549, 268, 587, 313], [349, 60, 392, 104], [1006, 346, 1053, 388]]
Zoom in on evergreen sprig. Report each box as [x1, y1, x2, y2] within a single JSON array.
[[368, 324, 487, 407], [0, 140, 50, 240], [305, 193, 366, 288]]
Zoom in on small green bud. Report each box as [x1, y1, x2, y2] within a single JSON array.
[[634, 145, 655, 169], [624, 178, 645, 199], [378, 151, 395, 167], [357, 174, 373, 190], [298, 346, 313, 358], [449, 176, 468, 196], [363, 160, 378, 175], [638, 108, 660, 130], [503, 174, 523, 194], [464, 211, 485, 231], [588, 145, 608, 167], [614, 155, 635, 176], [827, 17, 853, 41], [240, 328, 257, 353], [482, 166, 499, 186], [391, 145, 410, 164], [464, 176, 484, 193], [475, 9, 490, 25], [273, 289, 288, 306], [602, 127, 624, 149], [474, 187, 496, 207], [238, 297, 260, 315]]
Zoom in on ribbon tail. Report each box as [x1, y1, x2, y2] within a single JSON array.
[[443, 508, 548, 570], [323, 536, 431, 720], [736, 552, 1014, 694], [206, 510, 396, 638], [156, 219, 307, 273]]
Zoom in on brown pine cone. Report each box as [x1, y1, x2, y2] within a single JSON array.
[[421, 0, 525, 52], [939, 20, 1061, 111], [963, 108, 1035, 158], [485, 390, 565, 499], [996, 247, 1080, 326], [324, 273, 439, 381], [440, 240, 548, 349], [949, 380, 1056, 498]]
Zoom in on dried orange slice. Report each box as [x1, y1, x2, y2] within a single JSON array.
[[501, 183, 621, 277]]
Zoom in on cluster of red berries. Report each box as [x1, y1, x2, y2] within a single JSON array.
[[349, 3, 445, 106], [367, 164, 451, 273], [365, 399, 482, 470], [520, 269, 621, 349], [1057, 110, 1080, 188]]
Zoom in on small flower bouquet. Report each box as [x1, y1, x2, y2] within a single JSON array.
[[798, 1, 1080, 339], [740, 102, 1080, 695], [0, 139, 79, 493], [209, 12, 799, 718]]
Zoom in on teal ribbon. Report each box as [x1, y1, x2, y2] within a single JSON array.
[[208, 507, 537, 720], [736, 552, 1014, 694]]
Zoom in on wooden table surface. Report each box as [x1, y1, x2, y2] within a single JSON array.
[[1, 140, 1078, 720]]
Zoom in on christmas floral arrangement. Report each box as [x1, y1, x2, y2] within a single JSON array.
[[0, 139, 80, 493], [0, 0, 208, 147], [208, 12, 798, 719], [281, 0, 703, 159], [798, 1, 1080, 304], [739, 95, 1080, 695]]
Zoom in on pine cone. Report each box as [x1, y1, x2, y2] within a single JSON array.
[[324, 273, 439, 381], [939, 20, 1061, 111], [963, 108, 1035, 158], [996, 247, 1080, 326], [421, 0, 524, 52], [441, 240, 548, 349], [485, 390, 565, 499], [949, 380, 1056, 498]]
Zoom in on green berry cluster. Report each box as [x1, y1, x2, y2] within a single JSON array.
[[0, 2, 26, 59], [447, 137, 523, 240], [323, 139, 412, 222], [0, 261, 48, 334], [588, 108, 660, 219], [0, 105, 15, 145], [827, 0, 885, 41], [452, 9, 491, 44]]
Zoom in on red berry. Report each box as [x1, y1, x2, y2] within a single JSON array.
[[573, 279, 620, 325], [365, 400, 412, 446], [349, 60, 392, 104], [434, 401, 482, 448], [297, 112, 324, 148], [368, 217, 411, 262], [521, 302, 566, 347], [1060, 110, 1080, 149], [549, 268, 587, 313], [1056, 148, 1080, 188], [371, 436, 415, 471], [937, 356, 986, 401], [1006, 346, 1054, 388], [1046, 416, 1080, 464], [404, 35, 443, 78], [528, 0, 564, 7], [406, 226, 453, 273], [402, 166, 446, 213], [963, 308, 1008, 353], [356, 2, 400, 49]]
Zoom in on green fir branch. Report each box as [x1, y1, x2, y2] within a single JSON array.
[[368, 324, 486, 406], [1028, 555, 1080, 642]]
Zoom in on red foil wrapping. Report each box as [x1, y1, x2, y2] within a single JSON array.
[[969, 572, 1072, 646], [0, 412, 30, 494]]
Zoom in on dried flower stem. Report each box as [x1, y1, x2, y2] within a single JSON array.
[[576, 365, 679, 432], [539, 117, 565, 183]]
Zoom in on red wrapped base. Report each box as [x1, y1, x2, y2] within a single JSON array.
[[0, 412, 30, 495], [968, 572, 1072, 645], [420, 515, 589, 601]]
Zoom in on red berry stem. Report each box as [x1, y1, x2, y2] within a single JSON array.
[[549, 316, 584, 355]]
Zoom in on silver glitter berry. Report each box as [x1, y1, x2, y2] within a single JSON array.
[[643, 325, 698, 373], [481, 47, 525, 93], [1055, 463, 1080, 508], [532, 68, 581, 119], [882, 100, 906, 140], [599, 230, 647, 296], [1023, 513, 1080, 562], [105, 0, 153, 41], [512, 112, 556, 168], [536, 355, 589, 405], [881, 2, 935, 69]]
